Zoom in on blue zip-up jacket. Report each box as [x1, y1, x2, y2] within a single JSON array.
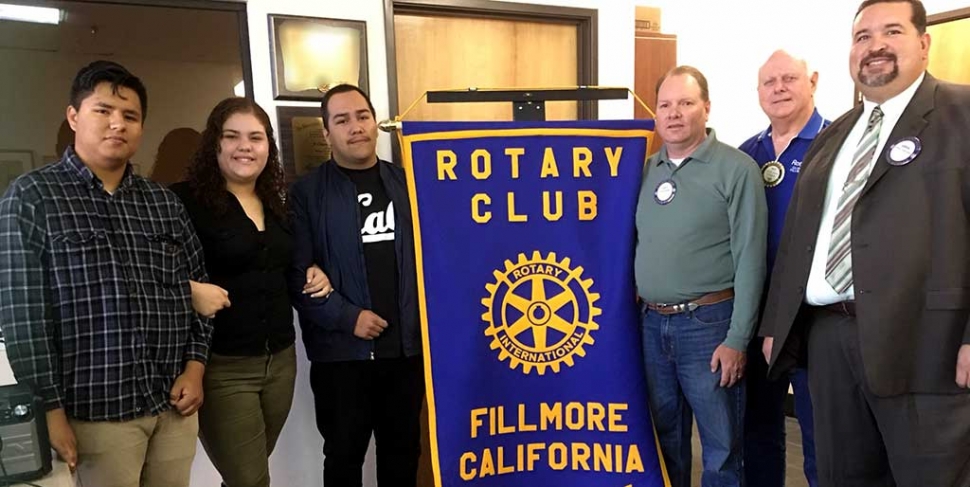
[[287, 159, 421, 362]]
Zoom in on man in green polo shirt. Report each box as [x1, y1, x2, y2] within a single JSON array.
[[635, 65, 767, 487]]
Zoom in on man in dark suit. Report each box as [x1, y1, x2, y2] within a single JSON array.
[[760, 1, 970, 486]]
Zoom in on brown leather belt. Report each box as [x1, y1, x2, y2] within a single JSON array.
[[645, 288, 735, 315], [821, 301, 856, 317]]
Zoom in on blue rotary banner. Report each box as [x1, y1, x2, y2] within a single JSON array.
[[400, 120, 667, 487]]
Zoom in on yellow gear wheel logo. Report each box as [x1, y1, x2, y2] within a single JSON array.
[[481, 251, 601, 375]]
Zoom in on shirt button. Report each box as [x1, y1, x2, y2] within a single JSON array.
[[806, 245, 813, 253]]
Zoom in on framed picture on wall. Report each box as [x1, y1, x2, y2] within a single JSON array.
[[268, 13, 369, 101], [0, 150, 34, 196], [277, 106, 331, 183]]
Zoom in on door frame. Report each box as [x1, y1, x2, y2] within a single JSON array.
[[383, 0, 599, 120], [928, 6, 970, 24]]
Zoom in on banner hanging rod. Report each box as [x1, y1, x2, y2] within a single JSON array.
[[379, 86, 655, 131]]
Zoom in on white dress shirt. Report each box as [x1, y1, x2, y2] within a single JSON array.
[[804, 73, 925, 305]]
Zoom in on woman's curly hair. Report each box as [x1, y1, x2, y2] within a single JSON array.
[[186, 97, 286, 219]]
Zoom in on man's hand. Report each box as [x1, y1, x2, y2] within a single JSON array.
[[353, 310, 388, 340], [711, 344, 747, 388], [170, 360, 205, 416], [956, 344, 970, 388], [304, 265, 333, 298], [46, 408, 77, 473], [189, 281, 230, 318], [762, 336, 774, 364]]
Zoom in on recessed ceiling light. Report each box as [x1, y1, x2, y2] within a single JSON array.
[[0, 4, 61, 25]]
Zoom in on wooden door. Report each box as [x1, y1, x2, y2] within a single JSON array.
[[633, 33, 676, 120], [394, 14, 579, 121]]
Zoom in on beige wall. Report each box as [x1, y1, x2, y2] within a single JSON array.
[[0, 52, 240, 177]]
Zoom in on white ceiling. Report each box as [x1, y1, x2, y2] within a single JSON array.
[[0, 1, 244, 64]]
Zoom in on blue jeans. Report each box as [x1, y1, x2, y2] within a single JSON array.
[[745, 335, 818, 487], [641, 299, 745, 487]]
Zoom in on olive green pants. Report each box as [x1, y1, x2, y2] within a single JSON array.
[[198, 345, 296, 487]]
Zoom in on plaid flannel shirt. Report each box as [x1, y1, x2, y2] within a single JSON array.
[[0, 147, 211, 421]]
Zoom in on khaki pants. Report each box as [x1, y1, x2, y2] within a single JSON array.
[[198, 345, 297, 487], [71, 409, 198, 487]]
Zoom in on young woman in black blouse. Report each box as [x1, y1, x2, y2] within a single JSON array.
[[173, 97, 329, 487]]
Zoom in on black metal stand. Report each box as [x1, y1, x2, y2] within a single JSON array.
[[426, 87, 629, 122]]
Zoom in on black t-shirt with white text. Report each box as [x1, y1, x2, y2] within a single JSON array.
[[340, 163, 402, 358]]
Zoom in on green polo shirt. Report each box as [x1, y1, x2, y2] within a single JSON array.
[[635, 128, 767, 351]]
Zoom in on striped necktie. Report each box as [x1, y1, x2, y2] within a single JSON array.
[[825, 106, 884, 294]]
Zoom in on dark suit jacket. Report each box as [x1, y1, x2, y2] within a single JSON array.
[[761, 74, 970, 396]]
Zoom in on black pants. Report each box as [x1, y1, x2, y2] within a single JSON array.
[[807, 307, 970, 487], [309, 356, 425, 487]]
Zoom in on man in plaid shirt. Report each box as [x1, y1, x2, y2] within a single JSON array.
[[0, 61, 211, 487]]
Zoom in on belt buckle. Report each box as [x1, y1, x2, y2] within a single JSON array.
[[669, 302, 698, 314]]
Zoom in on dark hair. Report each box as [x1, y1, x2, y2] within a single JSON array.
[[319, 84, 376, 130], [856, 0, 927, 34], [70, 60, 148, 121], [186, 97, 286, 220], [655, 65, 710, 102]]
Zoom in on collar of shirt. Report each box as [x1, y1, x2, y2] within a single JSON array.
[[860, 71, 925, 141], [755, 108, 827, 159], [655, 127, 718, 167], [63, 145, 137, 192]]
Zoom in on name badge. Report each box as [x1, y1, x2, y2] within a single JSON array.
[[886, 136, 921, 166], [654, 179, 677, 205], [761, 161, 785, 188]]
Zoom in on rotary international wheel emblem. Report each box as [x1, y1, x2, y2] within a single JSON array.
[[481, 251, 601, 375]]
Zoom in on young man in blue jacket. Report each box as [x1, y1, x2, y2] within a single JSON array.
[[288, 84, 423, 487]]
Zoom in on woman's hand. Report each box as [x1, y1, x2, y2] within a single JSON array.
[[304, 265, 333, 298], [190, 280, 231, 318]]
